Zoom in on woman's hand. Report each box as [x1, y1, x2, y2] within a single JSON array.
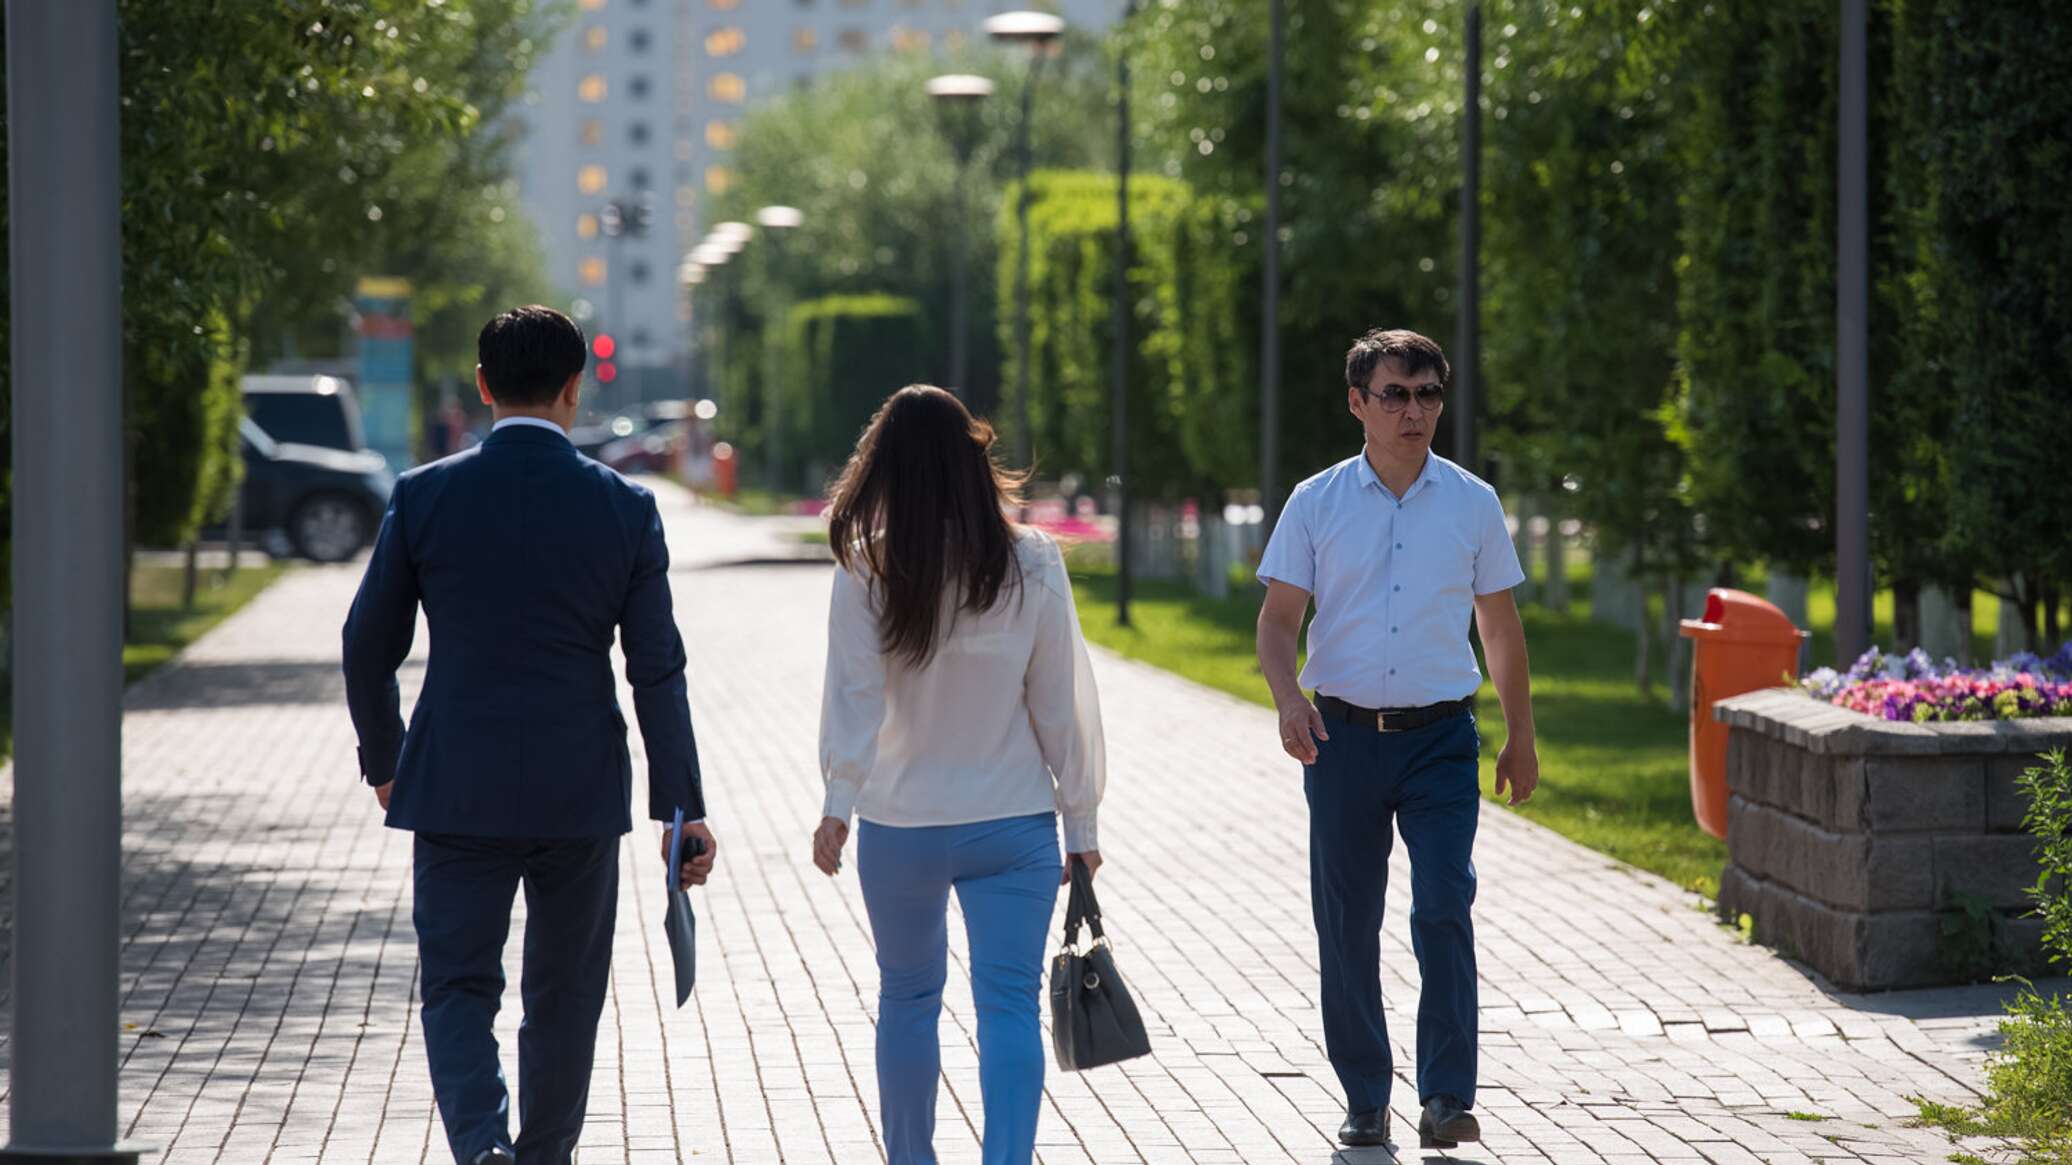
[[1063, 850, 1102, 884], [812, 816, 850, 876]]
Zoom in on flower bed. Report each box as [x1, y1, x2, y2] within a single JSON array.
[[1802, 644, 2072, 723]]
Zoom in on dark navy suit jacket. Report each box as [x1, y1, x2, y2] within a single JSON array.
[[341, 421, 705, 837]]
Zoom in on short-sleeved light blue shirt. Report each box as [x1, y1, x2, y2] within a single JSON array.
[[1257, 450, 1524, 708]]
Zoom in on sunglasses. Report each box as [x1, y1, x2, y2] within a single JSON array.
[[1357, 382, 1446, 413]]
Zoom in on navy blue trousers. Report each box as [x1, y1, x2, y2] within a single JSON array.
[[1304, 708, 1480, 1115], [413, 833, 620, 1165]]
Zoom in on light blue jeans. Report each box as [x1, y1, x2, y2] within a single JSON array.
[[858, 812, 1062, 1165]]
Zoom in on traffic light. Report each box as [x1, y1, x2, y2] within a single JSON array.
[[597, 361, 618, 384], [593, 333, 616, 360]]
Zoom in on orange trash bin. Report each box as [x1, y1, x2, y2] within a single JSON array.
[[1678, 588, 1809, 839]]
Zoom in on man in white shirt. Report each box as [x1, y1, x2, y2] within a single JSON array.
[[1255, 328, 1539, 1152]]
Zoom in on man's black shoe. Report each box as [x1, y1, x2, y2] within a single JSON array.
[[1418, 1095, 1481, 1149], [470, 1149, 516, 1165], [1337, 1108, 1390, 1147]]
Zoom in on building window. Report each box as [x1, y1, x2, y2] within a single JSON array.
[[837, 27, 868, 52], [630, 28, 653, 53], [891, 27, 930, 52], [792, 27, 817, 53], [632, 327, 654, 347], [705, 120, 736, 149], [708, 73, 745, 102], [583, 25, 608, 52], [676, 185, 698, 208], [579, 256, 607, 285], [580, 0, 605, 9], [629, 122, 651, 145], [630, 262, 652, 286], [943, 29, 967, 50], [578, 164, 608, 194], [577, 212, 600, 240], [706, 27, 746, 56], [709, 0, 740, 8], [705, 165, 733, 194], [631, 167, 652, 190], [580, 119, 603, 146], [630, 75, 652, 100], [840, 0, 869, 7], [578, 74, 608, 103]]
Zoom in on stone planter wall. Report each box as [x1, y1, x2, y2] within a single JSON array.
[[1712, 689, 2072, 991]]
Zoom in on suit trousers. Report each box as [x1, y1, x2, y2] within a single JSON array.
[[1304, 709, 1481, 1116], [857, 813, 1062, 1165], [413, 832, 620, 1165]]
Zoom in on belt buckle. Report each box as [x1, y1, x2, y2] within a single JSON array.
[[1375, 711, 1400, 734]]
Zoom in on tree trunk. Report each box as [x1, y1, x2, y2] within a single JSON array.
[[1892, 576, 1921, 654], [1665, 573, 1689, 712], [1544, 517, 1569, 614], [2044, 582, 2063, 648], [181, 540, 199, 611], [1955, 587, 1975, 666], [1633, 548, 1653, 696]]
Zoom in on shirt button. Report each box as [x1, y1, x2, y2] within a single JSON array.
[[1391, 626, 1399, 633], [1395, 542, 1404, 549], [1389, 668, 1397, 675], [1393, 584, 1401, 592]]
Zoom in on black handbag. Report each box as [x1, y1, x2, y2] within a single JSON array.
[[1049, 856, 1152, 1071]]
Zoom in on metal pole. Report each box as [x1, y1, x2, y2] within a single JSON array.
[[1260, 0, 1284, 526], [949, 157, 971, 396], [1836, 0, 1870, 664], [4, 2, 139, 1161], [1454, 2, 1482, 474], [1014, 61, 1040, 468], [1113, 0, 1137, 626], [764, 237, 786, 495]]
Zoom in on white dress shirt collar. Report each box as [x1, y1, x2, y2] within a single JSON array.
[[492, 415, 568, 436]]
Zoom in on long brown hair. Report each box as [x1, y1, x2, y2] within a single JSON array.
[[826, 385, 1027, 669]]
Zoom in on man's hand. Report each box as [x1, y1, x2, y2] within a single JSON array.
[[811, 816, 849, 876], [1275, 695, 1329, 764], [660, 820, 718, 889], [1063, 850, 1102, 884], [1494, 738, 1539, 806], [372, 781, 393, 811]]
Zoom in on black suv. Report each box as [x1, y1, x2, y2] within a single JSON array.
[[236, 416, 393, 562]]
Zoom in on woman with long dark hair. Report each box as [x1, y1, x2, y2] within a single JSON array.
[[812, 386, 1106, 1165]]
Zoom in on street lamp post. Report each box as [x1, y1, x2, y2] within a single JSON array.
[[3, 3, 142, 1160], [987, 11, 1067, 468], [1836, 0, 1870, 664], [1113, 0, 1139, 626], [756, 205, 803, 494], [1455, 2, 1483, 475], [926, 73, 996, 401], [1260, 0, 1284, 527]]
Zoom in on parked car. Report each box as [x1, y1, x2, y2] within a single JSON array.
[[234, 417, 393, 562], [242, 373, 366, 452], [599, 419, 688, 475]]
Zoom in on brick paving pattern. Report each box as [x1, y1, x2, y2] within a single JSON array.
[[0, 482, 2033, 1163]]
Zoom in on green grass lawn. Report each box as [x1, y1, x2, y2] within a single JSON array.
[[2, 559, 286, 764], [1069, 561, 1725, 896], [124, 561, 287, 682]]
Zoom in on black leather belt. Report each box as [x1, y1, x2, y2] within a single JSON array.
[[1316, 694, 1472, 734]]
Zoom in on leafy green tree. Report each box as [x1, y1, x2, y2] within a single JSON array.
[[704, 39, 1116, 440], [1890, 0, 2072, 647]]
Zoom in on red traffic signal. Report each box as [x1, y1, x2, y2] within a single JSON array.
[[593, 333, 617, 360], [596, 361, 618, 383]]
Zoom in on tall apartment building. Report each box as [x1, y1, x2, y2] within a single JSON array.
[[516, 0, 1116, 409]]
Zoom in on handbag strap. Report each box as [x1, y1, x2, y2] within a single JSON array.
[[1061, 855, 1107, 948]]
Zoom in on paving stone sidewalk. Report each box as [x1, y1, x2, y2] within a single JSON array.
[[0, 482, 2034, 1164]]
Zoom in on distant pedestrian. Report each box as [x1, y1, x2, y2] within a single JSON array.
[[343, 305, 716, 1165], [1254, 327, 1539, 1152], [811, 385, 1107, 1165]]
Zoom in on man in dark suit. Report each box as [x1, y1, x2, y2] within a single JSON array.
[[343, 305, 718, 1165]]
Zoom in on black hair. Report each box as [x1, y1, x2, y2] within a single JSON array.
[[478, 305, 587, 406], [1344, 328, 1450, 390]]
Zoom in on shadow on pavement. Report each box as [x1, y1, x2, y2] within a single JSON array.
[[127, 659, 424, 712]]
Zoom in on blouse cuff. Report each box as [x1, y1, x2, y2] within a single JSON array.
[[821, 780, 859, 826], [1061, 814, 1098, 854]]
